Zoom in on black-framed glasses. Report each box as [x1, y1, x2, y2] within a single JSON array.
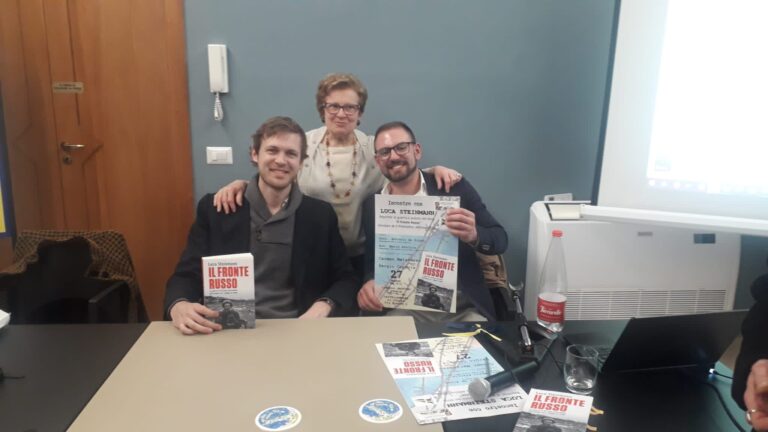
[[323, 103, 360, 115], [375, 141, 415, 158]]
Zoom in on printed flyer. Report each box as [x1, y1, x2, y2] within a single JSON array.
[[375, 195, 460, 312], [376, 336, 528, 424]]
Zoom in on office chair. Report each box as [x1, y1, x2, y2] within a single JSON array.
[[0, 236, 132, 324]]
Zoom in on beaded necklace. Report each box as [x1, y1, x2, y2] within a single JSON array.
[[323, 133, 359, 199]]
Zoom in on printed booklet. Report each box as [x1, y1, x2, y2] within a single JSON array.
[[202, 252, 255, 329], [513, 388, 593, 432]]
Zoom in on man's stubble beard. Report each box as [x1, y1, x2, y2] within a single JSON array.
[[385, 161, 417, 183]]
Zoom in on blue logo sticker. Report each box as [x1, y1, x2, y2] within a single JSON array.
[[255, 406, 302, 431], [359, 399, 403, 423]]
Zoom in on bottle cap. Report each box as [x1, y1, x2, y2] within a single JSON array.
[[552, 230, 563, 238]]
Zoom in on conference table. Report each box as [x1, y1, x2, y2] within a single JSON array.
[[0, 318, 749, 431]]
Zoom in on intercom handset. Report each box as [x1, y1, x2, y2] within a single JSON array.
[[208, 44, 229, 121]]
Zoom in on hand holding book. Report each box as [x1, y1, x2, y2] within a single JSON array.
[[170, 301, 222, 335]]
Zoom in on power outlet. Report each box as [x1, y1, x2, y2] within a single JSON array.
[[206, 146, 233, 165]]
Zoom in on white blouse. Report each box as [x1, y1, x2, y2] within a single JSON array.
[[298, 126, 385, 256]]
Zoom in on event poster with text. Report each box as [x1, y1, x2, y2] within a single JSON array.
[[375, 195, 460, 312]]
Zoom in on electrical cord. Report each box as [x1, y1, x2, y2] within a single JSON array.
[[213, 92, 224, 122], [709, 368, 733, 380], [535, 342, 564, 374], [702, 380, 746, 432]]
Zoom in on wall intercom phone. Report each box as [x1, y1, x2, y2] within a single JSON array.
[[208, 44, 229, 121]]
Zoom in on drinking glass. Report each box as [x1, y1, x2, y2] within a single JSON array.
[[564, 344, 599, 394]]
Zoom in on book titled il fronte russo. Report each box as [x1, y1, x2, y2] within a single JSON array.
[[202, 253, 255, 329], [513, 388, 593, 432]]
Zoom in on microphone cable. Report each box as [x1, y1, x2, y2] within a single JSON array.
[[535, 342, 564, 375]]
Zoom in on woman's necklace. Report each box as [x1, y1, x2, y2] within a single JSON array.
[[324, 133, 358, 199]]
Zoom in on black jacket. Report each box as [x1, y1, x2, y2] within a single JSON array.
[[363, 172, 508, 319], [732, 273, 768, 409], [164, 193, 358, 317]]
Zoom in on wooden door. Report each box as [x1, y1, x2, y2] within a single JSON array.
[[0, 0, 194, 319]]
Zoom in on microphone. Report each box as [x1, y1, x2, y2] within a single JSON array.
[[467, 360, 539, 401]]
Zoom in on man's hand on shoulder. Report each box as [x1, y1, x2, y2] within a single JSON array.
[[357, 280, 384, 312], [170, 301, 222, 335], [445, 208, 478, 245]]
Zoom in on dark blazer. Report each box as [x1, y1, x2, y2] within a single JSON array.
[[363, 172, 508, 319], [732, 274, 768, 410], [164, 193, 358, 318]]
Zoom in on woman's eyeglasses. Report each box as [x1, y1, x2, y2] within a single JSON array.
[[323, 103, 360, 115]]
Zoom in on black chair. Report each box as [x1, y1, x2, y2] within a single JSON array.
[[0, 237, 131, 324]]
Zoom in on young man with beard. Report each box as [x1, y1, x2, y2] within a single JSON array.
[[165, 116, 357, 335], [357, 121, 508, 321]]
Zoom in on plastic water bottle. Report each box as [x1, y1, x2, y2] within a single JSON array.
[[536, 229, 567, 332]]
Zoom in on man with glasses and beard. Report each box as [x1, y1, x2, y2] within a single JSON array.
[[357, 121, 508, 322]]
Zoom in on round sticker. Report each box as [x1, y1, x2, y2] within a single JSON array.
[[358, 399, 403, 424], [255, 406, 302, 431]]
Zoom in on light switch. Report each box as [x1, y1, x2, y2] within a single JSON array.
[[206, 146, 233, 165]]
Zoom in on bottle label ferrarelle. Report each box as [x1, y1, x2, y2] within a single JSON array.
[[537, 294, 565, 324]]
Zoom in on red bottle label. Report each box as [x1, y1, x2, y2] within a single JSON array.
[[537, 298, 565, 323]]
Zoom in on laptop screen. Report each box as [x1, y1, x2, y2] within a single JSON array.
[[599, 310, 747, 374]]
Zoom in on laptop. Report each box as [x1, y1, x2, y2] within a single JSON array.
[[595, 310, 747, 374]]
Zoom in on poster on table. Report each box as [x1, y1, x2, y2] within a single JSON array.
[[376, 336, 528, 424]]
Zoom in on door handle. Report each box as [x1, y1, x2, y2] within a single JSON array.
[[60, 142, 85, 152]]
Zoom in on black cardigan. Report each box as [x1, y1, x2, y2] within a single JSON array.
[[164, 193, 359, 317]]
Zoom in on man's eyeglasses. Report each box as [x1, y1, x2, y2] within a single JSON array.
[[375, 141, 415, 158], [323, 103, 360, 115]]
